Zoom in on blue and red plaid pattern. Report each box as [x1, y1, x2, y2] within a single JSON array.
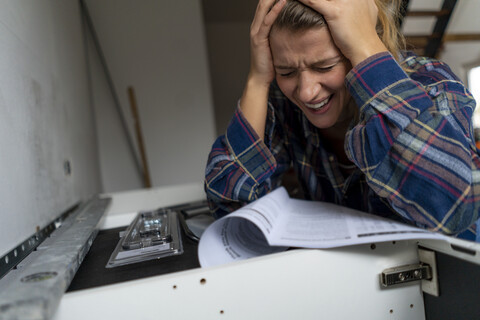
[[205, 52, 479, 241]]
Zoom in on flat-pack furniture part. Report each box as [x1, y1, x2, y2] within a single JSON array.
[[1, 183, 479, 320]]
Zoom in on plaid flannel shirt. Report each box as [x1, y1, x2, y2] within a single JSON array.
[[205, 52, 480, 241]]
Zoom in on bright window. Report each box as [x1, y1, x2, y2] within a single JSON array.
[[469, 66, 480, 128]]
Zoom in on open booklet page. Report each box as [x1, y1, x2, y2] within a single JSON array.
[[198, 187, 446, 267], [197, 188, 289, 267]]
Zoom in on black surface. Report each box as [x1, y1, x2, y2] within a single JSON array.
[[67, 226, 200, 292], [424, 250, 480, 319]]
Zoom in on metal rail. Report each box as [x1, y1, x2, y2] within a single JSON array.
[[0, 197, 111, 320]]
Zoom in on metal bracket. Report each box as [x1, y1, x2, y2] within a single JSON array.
[[0, 203, 80, 280], [381, 263, 432, 287], [418, 247, 439, 297], [0, 196, 111, 320], [380, 247, 439, 296]]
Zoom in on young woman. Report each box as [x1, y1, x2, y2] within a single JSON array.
[[205, 0, 480, 241]]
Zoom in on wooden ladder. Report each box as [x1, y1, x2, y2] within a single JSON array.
[[400, 0, 480, 58]]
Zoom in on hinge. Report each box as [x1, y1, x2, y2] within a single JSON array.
[[381, 263, 431, 286], [380, 247, 439, 296]]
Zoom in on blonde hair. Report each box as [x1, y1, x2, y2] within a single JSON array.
[[375, 0, 406, 61], [272, 0, 406, 61]]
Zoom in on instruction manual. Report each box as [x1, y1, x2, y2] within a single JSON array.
[[198, 187, 446, 267]]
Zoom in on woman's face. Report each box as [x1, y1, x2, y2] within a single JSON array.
[[270, 26, 353, 130]]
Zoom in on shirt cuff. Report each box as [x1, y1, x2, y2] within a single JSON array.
[[225, 106, 277, 184], [345, 52, 409, 109]]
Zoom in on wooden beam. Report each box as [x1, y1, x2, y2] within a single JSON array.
[[406, 9, 450, 17], [127, 86, 152, 189], [405, 33, 480, 49], [443, 34, 480, 42], [405, 34, 441, 48], [406, 34, 442, 41]]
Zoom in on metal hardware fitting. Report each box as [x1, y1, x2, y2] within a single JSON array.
[[0, 203, 80, 280], [0, 196, 111, 320], [418, 247, 439, 296], [381, 263, 432, 287], [380, 247, 439, 296]]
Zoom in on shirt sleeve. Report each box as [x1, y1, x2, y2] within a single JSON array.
[[345, 52, 480, 236], [204, 97, 291, 219]]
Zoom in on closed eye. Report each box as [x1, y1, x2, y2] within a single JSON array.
[[313, 65, 335, 73], [276, 69, 296, 77], [276, 61, 338, 77], [279, 71, 295, 77]]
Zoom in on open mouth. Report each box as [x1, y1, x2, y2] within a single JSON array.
[[305, 95, 332, 111]]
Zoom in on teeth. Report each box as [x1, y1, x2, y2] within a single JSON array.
[[305, 96, 331, 110]]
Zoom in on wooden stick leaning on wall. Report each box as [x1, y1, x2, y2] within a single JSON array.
[[80, 0, 144, 182], [127, 86, 152, 188]]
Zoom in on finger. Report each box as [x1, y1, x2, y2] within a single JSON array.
[[265, 0, 287, 26], [257, 0, 286, 37], [296, 0, 329, 16], [251, 0, 282, 33]]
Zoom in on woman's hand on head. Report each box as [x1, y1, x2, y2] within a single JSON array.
[[298, 0, 388, 66], [239, 0, 286, 139], [248, 0, 287, 87]]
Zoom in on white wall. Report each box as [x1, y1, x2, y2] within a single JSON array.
[[0, 1, 101, 257], [84, 8, 144, 192], [85, 0, 217, 192]]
